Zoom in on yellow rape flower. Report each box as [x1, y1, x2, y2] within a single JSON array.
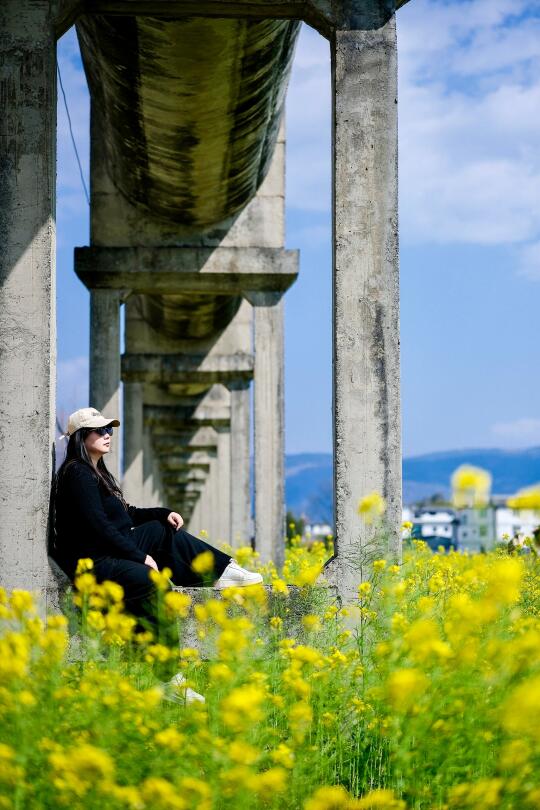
[[508, 485, 540, 512], [356, 789, 406, 809], [448, 778, 503, 808], [451, 465, 491, 508], [209, 662, 233, 683], [271, 743, 295, 769], [9, 590, 35, 617], [386, 668, 427, 710], [75, 558, 94, 575], [191, 551, 214, 575], [302, 614, 322, 633], [272, 578, 289, 596], [154, 728, 185, 751], [357, 492, 386, 524], [228, 741, 259, 765], [140, 777, 186, 809], [149, 567, 173, 591], [248, 767, 288, 796], [289, 701, 313, 743], [502, 674, 540, 737], [304, 785, 352, 810], [221, 685, 266, 732]]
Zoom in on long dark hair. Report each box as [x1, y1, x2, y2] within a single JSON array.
[[55, 427, 127, 508]]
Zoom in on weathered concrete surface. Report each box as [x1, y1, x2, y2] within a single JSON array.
[[79, 1, 409, 40], [77, 16, 299, 231], [324, 17, 401, 600], [154, 430, 217, 454], [0, 1, 57, 601], [122, 382, 143, 504], [174, 584, 340, 654], [75, 246, 299, 295], [122, 352, 254, 386], [245, 291, 285, 567], [228, 381, 251, 547], [89, 289, 122, 478]]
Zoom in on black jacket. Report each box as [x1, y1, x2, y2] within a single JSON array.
[[53, 461, 171, 576]]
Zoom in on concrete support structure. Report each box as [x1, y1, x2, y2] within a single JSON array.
[[123, 382, 144, 504], [228, 381, 251, 547], [245, 291, 285, 567], [0, 0, 57, 600], [89, 289, 122, 478], [324, 11, 401, 598]]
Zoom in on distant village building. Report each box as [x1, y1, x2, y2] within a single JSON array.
[[404, 498, 539, 553]]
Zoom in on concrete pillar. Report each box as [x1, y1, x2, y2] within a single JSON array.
[[143, 427, 155, 504], [123, 382, 143, 504], [89, 289, 122, 479], [325, 16, 401, 598], [245, 291, 285, 567], [215, 426, 231, 547], [228, 381, 251, 548], [0, 1, 56, 599]]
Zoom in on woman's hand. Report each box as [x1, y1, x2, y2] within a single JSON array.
[[167, 512, 184, 530], [144, 555, 159, 571]]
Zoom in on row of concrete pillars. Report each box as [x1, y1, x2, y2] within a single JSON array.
[[88, 286, 287, 567], [0, 0, 402, 604]]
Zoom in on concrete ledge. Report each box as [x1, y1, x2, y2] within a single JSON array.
[[174, 584, 340, 652], [122, 352, 253, 385], [79, 1, 410, 40], [75, 246, 298, 295], [144, 405, 230, 430]]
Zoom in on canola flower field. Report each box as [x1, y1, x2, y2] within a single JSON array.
[[2, 467, 540, 809]]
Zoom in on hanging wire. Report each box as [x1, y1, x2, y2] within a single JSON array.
[[57, 61, 90, 206]]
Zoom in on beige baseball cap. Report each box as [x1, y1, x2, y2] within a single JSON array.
[[60, 407, 120, 439]]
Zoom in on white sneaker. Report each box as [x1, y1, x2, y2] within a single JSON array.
[[161, 672, 205, 704], [214, 560, 263, 589]]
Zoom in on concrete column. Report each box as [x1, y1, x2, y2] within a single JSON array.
[[142, 427, 155, 504], [245, 291, 285, 567], [325, 17, 401, 598], [0, 1, 56, 599], [215, 426, 231, 547], [228, 381, 251, 548], [123, 382, 143, 504], [90, 289, 122, 479]]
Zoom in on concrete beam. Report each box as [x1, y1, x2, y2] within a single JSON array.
[[153, 432, 218, 454], [0, 0, 57, 600], [75, 247, 298, 295], [82, 0, 409, 38], [158, 468, 208, 484], [122, 353, 253, 386], [160, 450, 215, 466], [144, 406, 230, 430], [324, 18, 401, 600], [53, 0, 84, 38]]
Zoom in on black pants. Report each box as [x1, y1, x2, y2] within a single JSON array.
[[93, 521, 231, 650]]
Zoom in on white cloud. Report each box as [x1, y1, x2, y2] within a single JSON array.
[[286, 3, 540, 250], [518, 240, 540, 279], [492, 417, 540, 445]]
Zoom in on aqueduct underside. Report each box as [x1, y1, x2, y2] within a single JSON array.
[[0, 0, 408, 605]]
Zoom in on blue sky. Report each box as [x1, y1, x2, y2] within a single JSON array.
[[56, 1, 540, 457]]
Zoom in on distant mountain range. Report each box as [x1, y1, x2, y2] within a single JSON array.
[[285, 447, 540, 523]]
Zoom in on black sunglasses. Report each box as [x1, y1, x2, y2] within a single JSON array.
[[91, 426, 114, 437]]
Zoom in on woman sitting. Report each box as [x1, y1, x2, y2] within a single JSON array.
[[52, 407, 262, 698]]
